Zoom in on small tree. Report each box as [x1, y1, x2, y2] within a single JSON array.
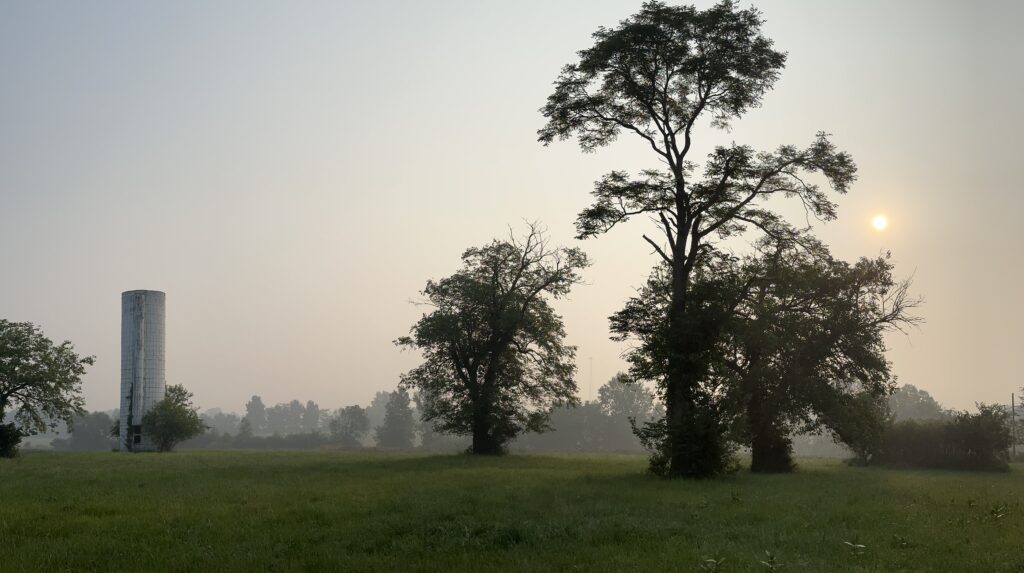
[[0, 320, 94, 457], [142, 384, 206, 452], [375, 388, 415, 449], [397, 225, 589, 454], [329, 405, 369, 448]]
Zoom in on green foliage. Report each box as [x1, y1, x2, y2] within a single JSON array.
[[329, 405, 369, 448], [2, 453, 1023, 571], [397, 226, 588, 454], [142, 384, 207, 452], [375, 388, 415, 449], [0, 320, 94, 453], [874, 404, 1013, 471], [820, 390, 892, 464]]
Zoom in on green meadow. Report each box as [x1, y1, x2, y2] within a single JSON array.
[[1, 451, 1021, 572]]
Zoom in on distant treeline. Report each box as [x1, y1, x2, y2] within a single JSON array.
[[47, 382, 1023, 469], [50, 376, 661, 453]]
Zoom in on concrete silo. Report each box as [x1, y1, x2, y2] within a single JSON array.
[[119, 290, 166, 451]]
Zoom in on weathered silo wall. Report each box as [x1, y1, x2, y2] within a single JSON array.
[[119, 290, 166, 451]]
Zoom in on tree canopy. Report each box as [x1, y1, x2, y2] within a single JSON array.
[[397, 225, 589, 454], [142, 384, 206, 452], [0, 319, 94, 457], [715, 240, 919, 471]]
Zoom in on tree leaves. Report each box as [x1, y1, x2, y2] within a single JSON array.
[[0, 320, 93, 435]]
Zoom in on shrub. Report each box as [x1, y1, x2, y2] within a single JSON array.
[[142, 385, 206, 452], [873, 404, 1011, 471], [0, 423, 22, 458]]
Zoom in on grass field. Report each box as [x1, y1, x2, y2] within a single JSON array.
[[1, 451, 1022, 572]]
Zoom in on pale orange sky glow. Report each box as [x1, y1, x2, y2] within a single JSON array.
[[1, 0, 1021, 413]]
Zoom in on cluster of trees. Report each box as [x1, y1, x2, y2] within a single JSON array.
[[390, 1, 925, 477], [530, 0, 923, 477], [515, 375, 661, 452], [177, 376, 660, 454], [178, 388, 421, 451], [241, 397, 322, 436]]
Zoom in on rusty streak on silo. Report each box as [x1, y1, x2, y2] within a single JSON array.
[[119, 290, 166, 451]]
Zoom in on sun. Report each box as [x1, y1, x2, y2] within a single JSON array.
[[872, 214, 888, 231]]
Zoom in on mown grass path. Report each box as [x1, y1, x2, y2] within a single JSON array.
[[1, 452, 1021, 571]]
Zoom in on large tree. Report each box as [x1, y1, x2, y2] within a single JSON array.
[[397, 226, 589, 454], [0, 319, 94, 457], [539, 0, 856, 477], [713, 240, 919, 471]]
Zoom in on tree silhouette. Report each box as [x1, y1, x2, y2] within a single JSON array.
[[329, 405, 369, 448], [539, 0, 856, 477], [375, 388, 415, 449], [397, 225, 588, 454], [716, 240, 919, 471], [244, 395, 267, 435]]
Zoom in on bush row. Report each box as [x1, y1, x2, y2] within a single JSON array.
[[872, 404, 1012, 471]]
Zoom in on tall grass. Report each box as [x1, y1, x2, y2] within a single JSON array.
[[1, 451, 1022, 572]]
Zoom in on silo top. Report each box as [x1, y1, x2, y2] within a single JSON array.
[[122, 290, 166, 297]]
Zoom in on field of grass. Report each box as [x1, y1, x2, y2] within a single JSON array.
[[1, 451, 1022, 572]]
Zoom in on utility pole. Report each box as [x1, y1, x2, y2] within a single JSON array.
[[1012, 393, 1017, 459]]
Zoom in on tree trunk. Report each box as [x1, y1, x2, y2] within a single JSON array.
[[470, 374, 502, 456], [664, 260, 723, 477], [748, 395, 794, 473], [470, 409, 501, 455]]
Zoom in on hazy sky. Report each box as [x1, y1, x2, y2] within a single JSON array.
[[2, 1, 1022, 413]]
